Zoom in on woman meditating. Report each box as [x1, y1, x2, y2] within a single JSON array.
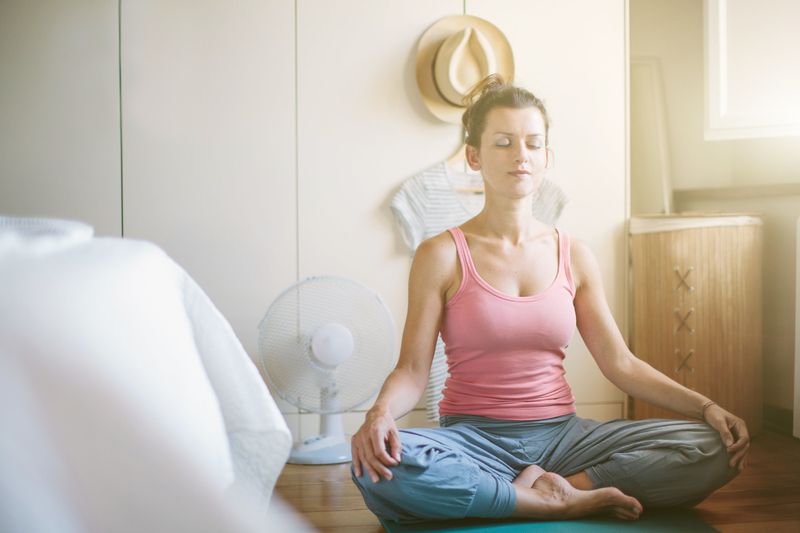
[[351, 75, 747, 523]]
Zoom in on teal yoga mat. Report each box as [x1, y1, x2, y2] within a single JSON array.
[[379, 510, 718, 532]]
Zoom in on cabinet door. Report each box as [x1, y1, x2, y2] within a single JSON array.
[[631, 225, 762, 433], [0, 0, 121, 235], [689, 225, 762, 432], [120, 0, 296, 362], [630, 230, 696, 420]]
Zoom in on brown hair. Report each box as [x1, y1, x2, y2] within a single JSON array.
[[461, 74, 551, 148]]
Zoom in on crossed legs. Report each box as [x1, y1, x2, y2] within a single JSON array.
[[352, 418, 738, 523]]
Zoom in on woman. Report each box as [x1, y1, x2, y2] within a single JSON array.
[[351, 75, 748, 523]]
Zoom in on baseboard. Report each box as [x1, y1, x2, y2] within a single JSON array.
[[764, 404, 793, 435], [281, 404, 626, 441]]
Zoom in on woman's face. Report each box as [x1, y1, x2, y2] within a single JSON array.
[[467, 106, 548, 198]]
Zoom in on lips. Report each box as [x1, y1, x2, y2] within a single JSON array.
[[509, 170, 531, 177]]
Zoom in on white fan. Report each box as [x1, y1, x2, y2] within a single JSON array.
[[258, 275, 397, 464]]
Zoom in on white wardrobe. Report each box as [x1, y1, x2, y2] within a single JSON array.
[[0, 0, 629, 438]]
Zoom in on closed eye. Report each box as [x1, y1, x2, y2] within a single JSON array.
[[494, 139, 543, 149]]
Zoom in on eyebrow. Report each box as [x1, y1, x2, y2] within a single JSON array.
[[492, 132, 544, 137]]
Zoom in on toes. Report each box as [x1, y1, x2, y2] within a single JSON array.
[[611, 507, 640, 521], [607, 500, 642, 521], [599, 488, 642, 520], [624, 496, 643, 515]]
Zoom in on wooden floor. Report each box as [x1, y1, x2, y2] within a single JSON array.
[[276, 430, 800, 532]]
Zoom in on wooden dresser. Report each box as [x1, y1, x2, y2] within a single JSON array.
[[628, 215, 763, 434]]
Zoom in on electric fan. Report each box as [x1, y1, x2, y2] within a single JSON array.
[[257, 275, 397, 464]]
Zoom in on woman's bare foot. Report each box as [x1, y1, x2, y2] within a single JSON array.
[[512, 464, 547, 488], [512, 471, 643, 521]]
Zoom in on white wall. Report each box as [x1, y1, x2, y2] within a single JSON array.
[[630, 0, 800, 192], [1, 0, 629, 441], [630, 0, 731, 190]]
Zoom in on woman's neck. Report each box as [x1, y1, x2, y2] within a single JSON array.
[[471, 193, 546, 246]]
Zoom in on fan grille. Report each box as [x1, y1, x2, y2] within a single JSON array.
[[258, 276, 396, 413]]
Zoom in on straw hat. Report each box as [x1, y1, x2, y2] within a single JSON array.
[[416, 15, 514, 124]]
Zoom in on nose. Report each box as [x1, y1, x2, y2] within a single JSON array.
[[513, 141, 528, 163]]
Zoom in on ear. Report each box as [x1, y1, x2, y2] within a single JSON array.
[[466, 144, 481, 171], [545, 147, 554, 169]]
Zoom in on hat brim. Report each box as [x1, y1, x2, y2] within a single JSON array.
[[416, 15, 515, 125]]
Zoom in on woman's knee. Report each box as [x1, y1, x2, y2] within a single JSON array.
[[350, 437, 485, 521], [690, 432, 739, 502], [656, 425, 739, 507], [693, 425, 739, 479], [595, 424, 739, 508], [351, 463, 412, 521]]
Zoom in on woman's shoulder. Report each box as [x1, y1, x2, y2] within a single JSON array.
[[567, 235, 590, 255], [410, 231, 460, 295], [568, 236, 601, 289], [416, 229, 458, 264]]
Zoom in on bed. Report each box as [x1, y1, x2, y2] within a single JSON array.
[[0, 216, 306, 532]]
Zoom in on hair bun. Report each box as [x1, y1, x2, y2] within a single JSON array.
[[463, 73, 507, 108]]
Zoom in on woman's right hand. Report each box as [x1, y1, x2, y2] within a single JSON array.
[[351, 406, 402, 483]]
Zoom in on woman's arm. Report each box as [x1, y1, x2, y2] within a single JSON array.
[[570, 239, 749, 470], [351, 234, 456, 482]]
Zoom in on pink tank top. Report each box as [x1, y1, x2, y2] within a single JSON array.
[[438, 227, 577, 420]]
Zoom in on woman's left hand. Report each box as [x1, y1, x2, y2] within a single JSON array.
[[703, 403, 750, 471]]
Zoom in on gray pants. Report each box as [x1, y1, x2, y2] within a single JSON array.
[[351, 414, 738, 522]]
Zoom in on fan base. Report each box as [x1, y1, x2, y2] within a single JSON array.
[[287, 435, 351, 465]]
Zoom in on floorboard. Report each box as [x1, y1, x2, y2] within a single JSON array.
[[275, 430, 800, 532]]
